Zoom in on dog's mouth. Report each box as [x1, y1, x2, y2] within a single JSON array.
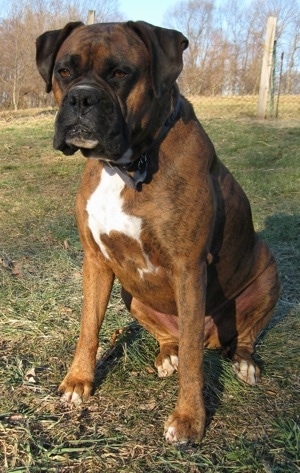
[[54, 122, 133, 163], [65, 125, 99, 150], [53, 126, 98, 157], [54, 111, 131, 160]]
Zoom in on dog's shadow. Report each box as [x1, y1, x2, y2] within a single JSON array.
[[94, 321, 143, 388], [259, 213, 300, 330], [93, 320, 225, 431], [92, 213, 300, 434]]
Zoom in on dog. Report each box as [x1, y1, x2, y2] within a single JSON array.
[[36, 21, 280, 444]]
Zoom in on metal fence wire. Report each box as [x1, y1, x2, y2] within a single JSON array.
[[177, 15, 300, 121]]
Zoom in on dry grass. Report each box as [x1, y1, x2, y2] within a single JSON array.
[[0, 109, 299, 472], [188, 94, 300, 120]]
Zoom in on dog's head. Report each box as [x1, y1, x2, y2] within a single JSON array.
[[36, 21, 188, 162]]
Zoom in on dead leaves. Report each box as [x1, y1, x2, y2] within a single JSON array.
[[109, 328, 125, 348], [0, 254, 22, 277], [24, 367, 37, 385]]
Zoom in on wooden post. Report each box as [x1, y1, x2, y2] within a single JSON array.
[[257, 16, 277, 119], [87, 10, 96, 25]]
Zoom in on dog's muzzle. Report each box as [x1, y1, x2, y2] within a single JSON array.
[[64, 85, 100, 150], [53, 84, 130, 160]]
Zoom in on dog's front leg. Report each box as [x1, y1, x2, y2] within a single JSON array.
[[164, 260, 206, 444], [59, 253, 114, 404]]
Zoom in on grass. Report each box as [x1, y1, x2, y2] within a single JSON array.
[[189, 95, 300, 120], [0, 108, 299, 472]]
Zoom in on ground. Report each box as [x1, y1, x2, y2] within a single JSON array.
[[0, 109, 299, 472]]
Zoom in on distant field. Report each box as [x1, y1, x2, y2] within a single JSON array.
[[0, 109, 299, 472], [189, 94, 300, 120]]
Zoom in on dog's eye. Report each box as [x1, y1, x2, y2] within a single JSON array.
[[59, 68, 71, 79], [112, 70, 127, 79]]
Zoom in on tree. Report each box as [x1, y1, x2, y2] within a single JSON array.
[[0, 0, 299, 108], [0, 0, 121, 109], [164, 0, 220, 95], [163, 0, 300, 96]]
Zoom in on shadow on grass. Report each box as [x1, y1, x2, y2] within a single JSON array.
[[93, 321, 143, 389], [259, 213, 300, 330], [91, 213, 300, 433], [68, 213, 299, 440], [93, 319, 225, 434], [260, 214, 300, 248]]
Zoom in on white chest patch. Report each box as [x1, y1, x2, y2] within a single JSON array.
[[87, 166, 141, 258], [86, 166, 157, 277]]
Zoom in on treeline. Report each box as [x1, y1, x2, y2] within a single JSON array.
[[0, 0, 299, 110], [0, 0, 121, 110], [165, 0, 300, 96]]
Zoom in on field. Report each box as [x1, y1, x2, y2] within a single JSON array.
[[188, 94, 300, 120], [0, 109, 299, 472]]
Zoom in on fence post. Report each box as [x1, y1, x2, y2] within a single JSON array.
[[257, 16, 277, 119], [87, 10, 96, 25]]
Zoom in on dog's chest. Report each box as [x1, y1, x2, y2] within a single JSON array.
[[86, 166, 157, 277]]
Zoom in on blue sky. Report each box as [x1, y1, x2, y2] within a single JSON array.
[[119, 0, 177, 26], [0, 0, 178, 25]]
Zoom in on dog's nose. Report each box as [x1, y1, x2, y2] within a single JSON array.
[[68, 86, 100, 114]]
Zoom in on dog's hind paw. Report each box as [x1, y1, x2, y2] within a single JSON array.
[[155, 342, 179, 377], [232, 358, 260, 385], [156, 354, 178, 377]]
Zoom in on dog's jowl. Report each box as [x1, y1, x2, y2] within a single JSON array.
[[36, 21, 280, 444]]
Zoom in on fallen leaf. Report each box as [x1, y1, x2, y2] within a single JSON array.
[[24, 367, 37, 384], [109, 328, 125, 347], [7, 413, 26, 423], [11, 262, 22, 277], [0, 256, 14, 269]]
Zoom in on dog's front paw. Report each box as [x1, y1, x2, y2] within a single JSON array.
[[58, 373, 93, 405], [164, 410, 205, 444]]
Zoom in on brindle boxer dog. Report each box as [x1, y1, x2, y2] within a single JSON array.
[[36, 21, 280, 443]]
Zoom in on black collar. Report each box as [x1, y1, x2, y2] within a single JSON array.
[[107, 94, 181, 190]]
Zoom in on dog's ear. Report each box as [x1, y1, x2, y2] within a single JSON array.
[[36, 21, 84, 93], [127, 21, 188, 98]]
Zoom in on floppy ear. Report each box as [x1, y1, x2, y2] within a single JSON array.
[[127, 21, 188, 98], [36, 21, 84, 93]]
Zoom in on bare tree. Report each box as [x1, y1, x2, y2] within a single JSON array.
[[0, 0, 121, 109], [163, 0, 300, 97], [285, 16, 300, 93], [164, 0, 229, 95], [0, 0, 299, 109]]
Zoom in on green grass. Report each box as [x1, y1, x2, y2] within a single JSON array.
[[0, 110, 299, 472]]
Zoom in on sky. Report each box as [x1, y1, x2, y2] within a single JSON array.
[[118, 0, 177, 27], [0, 0, 178, 25]]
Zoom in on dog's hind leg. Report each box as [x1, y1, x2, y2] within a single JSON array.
[[132, 299, 180, 378], [122, 289, 179, 377], [229, 254, 280, 385]]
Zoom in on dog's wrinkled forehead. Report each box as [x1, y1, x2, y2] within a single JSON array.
[[36, 20, 188, 99], [55, 23, 146, 68]]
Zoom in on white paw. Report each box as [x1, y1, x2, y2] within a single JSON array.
[[164, 425, 178, 443], [232, 359, 258, 385], [157, 355, 178, 378], [60, 391, 83, 405]]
